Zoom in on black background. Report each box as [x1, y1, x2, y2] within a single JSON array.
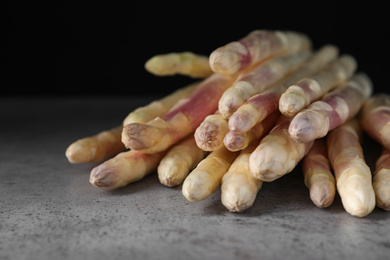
[[2, 2, 389, 97]]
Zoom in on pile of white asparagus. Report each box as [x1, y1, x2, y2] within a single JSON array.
[[66, 30, 390, 217]]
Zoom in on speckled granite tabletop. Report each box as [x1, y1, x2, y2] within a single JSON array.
[[1, 97, 389, 260]]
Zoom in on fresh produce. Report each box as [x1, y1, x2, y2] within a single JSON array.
[[145, 52, 212, 78], [289, 73, 373, 143], [327, 119, 376, 217], [373, 147, 390, 210], [227, 45, 338, 134], [121, 73, 236, 154], [221, 142, 263, 212], [157, 135, 208, 187], [302, 138, 336, 208], [360, 93, 390, 150], [65, 29, 389, 217], [279, 55, 357, 117], [194, 111, 229, 151], [89, 149, 167, 190], [249, 115, 314, 182], [66, 125, 126, 164], [123, 82, 199, 125], [223, 111, 279, 152], [209, 30, 311, 75], [218, 50, 311, 118], [182, 146, 239, 202]]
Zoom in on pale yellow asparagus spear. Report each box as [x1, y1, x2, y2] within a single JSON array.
[[145, 52, 213, 78], [249, 115, 314, 182], [182, 147, 239, 202], [194, 111, 229, 151], [157, 135, 208, 187], [327, 119, 376, 217], [360, 93, 390, 150], [302, 138, 336, 208], [66, 125, 126, 164], [89, 149, 167, 190], [209, 30, 311, 75], [123, 82, 199, 125], [373, 147, 390, 211], [279, 55, 357, 117], [221, 137, 263, 212]]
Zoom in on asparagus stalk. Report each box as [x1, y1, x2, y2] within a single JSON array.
[[249, 115, 314, 182], [228, 45, 339, 133], [145, 52, 212, 78], [289, 73, 373, 143], [89, 149, 167, 190], [373, 147, 390, 211], [302, 138, 336, 208], [182, 147, 239, 202], [279, 55, 357, 117], [360, 93, 390, 150], [157, 135, 208, 187], [327, 119, 375, 217], [123, 82, 198, 125], [122, 73, 237, 154], [218, 50, 312, 118], [194, 111, 229, 151], [66, 125, 126, 164], [223, 110, 279, 152], [209, 30, 311, 75], [221, 142, 263, 212]]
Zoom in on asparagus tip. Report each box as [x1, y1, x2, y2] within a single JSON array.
[[309, 182, 335, 208], [89, 164, 116, 190], [65, 142, 95, 164], [289, 117, 319, 143], [279, 93, 302, 117], [209, 48, 240, 75]]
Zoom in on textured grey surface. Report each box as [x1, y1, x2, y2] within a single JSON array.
[[1, 97, 390, 260]]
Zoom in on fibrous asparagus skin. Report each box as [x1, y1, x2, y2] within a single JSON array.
[[279, 54, 357, 117], [224, 110, 279, 152], [373, 148, 390, 210], [194, 112, 229, 151], [327, 119, 375, 217], [209, 30, 311, 75], [289, 73, 373, 143], [157, 135, 208, 187], [228, 86, 283, 133], [66, 125, 126, 164], [218, 50, 311, 118], [221, 142, 263, 212], [182, 147, 239, 202], [144, 52, 212, 78], [360, 93, 390, 150], [122, 73, 236, 154], [89, 149, 167, 190], [228, 45, 339, 133], [123, 82, 198, 126], [302, 138, 336, 208], [249, 115, 314, 182]]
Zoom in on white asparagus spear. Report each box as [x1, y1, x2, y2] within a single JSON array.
[[157, 135, 208, 187], [327, 119, 376, 217], [279, 54, 357, 117]]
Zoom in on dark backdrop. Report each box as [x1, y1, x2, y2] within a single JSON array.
[[2, 2, 389, 96]]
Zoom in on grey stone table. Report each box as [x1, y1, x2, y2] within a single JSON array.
[[1, 96, 389, 260]]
